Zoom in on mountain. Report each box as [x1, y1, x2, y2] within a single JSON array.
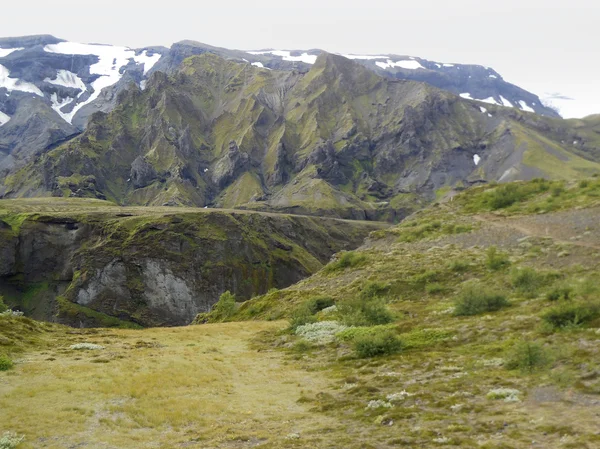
[[0, 36, 560, 177], [2, 51, 599, 220]]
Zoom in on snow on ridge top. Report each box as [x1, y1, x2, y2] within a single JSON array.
[[518, 100, 535, 113], [0, 64, 44, 97], [0, 110, 10, 126], [376, 59, 424, 70], [43, 42, 163, 124], [460, 93, 474, 100], [247, 50, 317, 64], [342, 54, 389, 60], [0, 48, 24, 58], [44, 70, 86, 93], [133, 50, 161, 75]]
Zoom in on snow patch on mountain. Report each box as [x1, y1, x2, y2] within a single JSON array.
[[0, 110, 10, 126], [251, 62, 264, 68], [43, 42, 163, 124], [0, 48, 24, 58], [44, 70, 86, 93], [342, 54, 389, 60], [473, 154, 481, 165], [518, 101, 535, 113], [247, 50, 317, 64], [0, 64, 44, 96], [133, 50, 161, 75], [479, 106, 487, 113], [460, 93, 474, 99], [49, 93, 75, 122], [500, 96, 513, 107], [376, 59, 424, 70]]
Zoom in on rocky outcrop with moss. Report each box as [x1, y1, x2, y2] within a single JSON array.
[[2, 53, 600, 221], [0, 198, 385, 327]]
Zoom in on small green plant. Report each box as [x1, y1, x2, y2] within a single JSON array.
[[486, 246, 510, 270], [551, 185, 565, 197], [454, 285, 509, 316], [0, 355, 14, 371], [505, 341, 551, 373], [0, 432, 24, 449], [542, 302, 600, 329], [359, 281, 389, 300], [289, 302, 318, 331], [579, 179, 590, 189], [0, 296, 7, 313], [306, 296, 335, 313], [338, 296, 394, 327], [353, 329, 402, 358], [447, 259, 470, 273], [323, 251, 367, 273], [425, 283, 448, 295], [546, 283, 574, 301], [511, 267, 546, 298], [210, 291, 237, 321]]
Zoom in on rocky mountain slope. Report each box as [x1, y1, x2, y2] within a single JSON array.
[[2, 52, 599, 221], [0, 36, 560, 179], [0, 198, 384, 327]]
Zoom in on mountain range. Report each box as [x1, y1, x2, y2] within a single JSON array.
[[0, 36, 599, 221]]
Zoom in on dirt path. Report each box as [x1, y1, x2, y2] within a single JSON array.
[[0, 322, 342, 449], [473, 212, 600, 251]]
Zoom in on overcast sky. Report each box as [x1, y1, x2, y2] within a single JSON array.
[[3, 0, 598, 117]]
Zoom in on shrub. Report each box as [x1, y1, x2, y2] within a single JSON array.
[[486, 388, 521, 402], [511, 267, 546, 298], [359, 281, 389, 300], [551, 185, 565, 197], [579, 179, 590, 189], [336, 324, 397, 342], [323, 251, 367, 273], [425, 283, 448, 295], [0, 355, 14, 371], [353, 329, 402, 358], [338, 297, 394, 327], [289, 302, 318, 330], [454, 285, 509, 316], [0, 296, 7, 313], [542, 302, 600, 329], [69, 343, 105, 350], [471, 180, 550, 211], [211, 291, 237, 321], [0, 432, 24, 449], [295, 321, 348, 344], [505, 341, 551, 373], [306, 296, 335, 314], [546, 284, 574, 301], [447, 259, 470, 273], [486, 246, 510, 271]]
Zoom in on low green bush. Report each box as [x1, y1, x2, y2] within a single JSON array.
[[425, 283, 448, 295], [0, 296, 7, 313], [338, 296, 394, 327], [486, 246, 510, 271], [0, 432, 24, 449], [359, 281, 389, 300], [546, 284, 574, 301], [542, 302, 600, 329], [306, 296, 335, 314], [210, 291, 237, 321], [323, 251, 367, 273], [505, 341, 551, 373], [0, 355, 13, 371], [353, 329, 402, 358], [289, 302, 318, 330], [454, 285, 509, 316], [511, 267, 546, 298], [447, 259, 471, 273]]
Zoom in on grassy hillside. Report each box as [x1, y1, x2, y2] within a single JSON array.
[[2, 179, 600, 448]]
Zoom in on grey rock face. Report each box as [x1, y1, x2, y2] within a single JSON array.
[[212, 141, 250, 188]]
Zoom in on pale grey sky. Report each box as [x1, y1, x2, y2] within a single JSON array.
[[3, 0, 599, 117]]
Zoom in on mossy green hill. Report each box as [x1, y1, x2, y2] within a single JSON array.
[[3, 53, 599, 220], [0, 198, 385, 327]]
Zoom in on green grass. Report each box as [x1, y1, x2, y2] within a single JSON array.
[[454, 284, 509, 316]]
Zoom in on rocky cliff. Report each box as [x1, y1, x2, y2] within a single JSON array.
[[0, 198, 385, 327]]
